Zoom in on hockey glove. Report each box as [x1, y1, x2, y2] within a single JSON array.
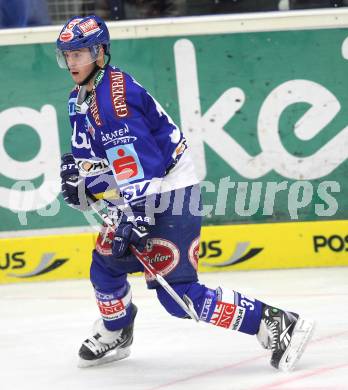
[[60, 153, 89, 211], [112, 221, 149, 258]]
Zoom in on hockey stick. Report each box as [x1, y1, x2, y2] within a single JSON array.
[[86, 193, 199, 322]]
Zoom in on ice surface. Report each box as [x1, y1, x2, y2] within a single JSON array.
[[1, 267, 347, 390]]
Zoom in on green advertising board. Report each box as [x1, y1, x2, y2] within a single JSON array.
[[1, 25, 348, 232]]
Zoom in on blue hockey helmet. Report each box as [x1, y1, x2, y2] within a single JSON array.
[[56, 15, 110, 69]]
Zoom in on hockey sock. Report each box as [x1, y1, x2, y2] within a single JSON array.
[[94, 282, 133, 331], [197, 286, 263, 335], [156, 282, 263, 335]]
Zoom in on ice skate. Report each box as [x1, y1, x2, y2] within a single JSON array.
[[78, 304, 137, 368], [257, 305, 314, 371]]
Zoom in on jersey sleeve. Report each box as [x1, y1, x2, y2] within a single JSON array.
[[68, 88, 79, 131], [98, 69, 166, 206], [140, 89, 187, 173]]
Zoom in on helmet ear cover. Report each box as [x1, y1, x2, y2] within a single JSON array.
[[102, 43, 110, 56]]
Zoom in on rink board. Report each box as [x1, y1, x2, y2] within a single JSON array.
[[2, 11, 348, 232], [1, 220, 347, 284]]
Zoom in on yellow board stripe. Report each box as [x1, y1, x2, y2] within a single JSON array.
[[0, 220, 347, 284]]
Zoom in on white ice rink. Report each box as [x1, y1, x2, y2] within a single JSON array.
[[1, 267, 347, 390]]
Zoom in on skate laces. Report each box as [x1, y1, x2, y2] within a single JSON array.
[[257, 307, 285, 352], [263, 310, 298, 352], [84, 333, 123, 356], [264, 319, 279, 352]]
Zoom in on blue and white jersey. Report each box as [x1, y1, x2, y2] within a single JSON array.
[[68, 65, 198, 208]]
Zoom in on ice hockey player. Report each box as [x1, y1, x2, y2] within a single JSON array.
[[56, 15, 314, 370]]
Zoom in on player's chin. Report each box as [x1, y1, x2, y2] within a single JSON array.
[[70, 71, 82, 84]]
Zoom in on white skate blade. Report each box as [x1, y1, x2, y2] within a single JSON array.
[[278, 318, 315, 372], [78, 347, 131, 368]]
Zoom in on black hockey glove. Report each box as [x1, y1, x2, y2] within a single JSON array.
[[112, 213, 150, 258], [60, 153, 89, 211]]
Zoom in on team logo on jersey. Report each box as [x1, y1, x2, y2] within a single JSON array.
[[78, 19, 100, 37], [188, 236, 200, 270], [59, 30, 74, 42], [142, 238, 180, 282], [106, 144, 144, 185], [120, 180, 151, 202], [110, 71, 129, 118]]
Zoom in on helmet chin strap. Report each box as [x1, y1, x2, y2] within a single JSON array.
[[78, 63, 100, 87], [78, 53, 111, 87]]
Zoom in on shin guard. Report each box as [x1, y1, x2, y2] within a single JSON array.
[[199, 287, 263, 335]]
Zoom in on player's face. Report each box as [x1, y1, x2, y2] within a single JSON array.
[[64, 48, 95, 84]]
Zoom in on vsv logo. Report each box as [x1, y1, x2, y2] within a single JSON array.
[[121, 180, 151, 201], [174, 39, 348, 181]]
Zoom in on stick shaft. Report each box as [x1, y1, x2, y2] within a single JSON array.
[[86, 194, 199, 321]]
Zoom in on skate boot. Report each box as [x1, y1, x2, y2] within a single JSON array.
[[257, 304, 314, 371], [78, 303, 137, 367]]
